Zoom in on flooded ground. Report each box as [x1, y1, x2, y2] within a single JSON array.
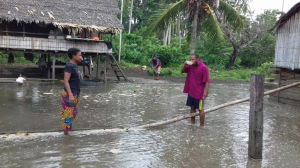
[[0, 80, 300, 168]]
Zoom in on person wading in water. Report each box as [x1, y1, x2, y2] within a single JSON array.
[[181, 53, 210, 127], [61, 48, 83, 135]]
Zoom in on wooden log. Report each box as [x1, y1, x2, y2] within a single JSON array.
[[248, 74, 264, 159], [137, 81, 300, 129]]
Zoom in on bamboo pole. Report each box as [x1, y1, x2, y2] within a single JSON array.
[[137, 81, 300, 129]]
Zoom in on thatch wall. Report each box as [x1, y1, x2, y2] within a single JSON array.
[[0, 0, 123, 34], [275, 3, 300, 70]]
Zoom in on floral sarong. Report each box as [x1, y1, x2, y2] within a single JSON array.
[[61, 90, 80, 132]]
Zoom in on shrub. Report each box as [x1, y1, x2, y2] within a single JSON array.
[[255, 62, 274, 77], [147, 67, 173, 76]]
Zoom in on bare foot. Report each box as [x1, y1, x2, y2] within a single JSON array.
[[191, 117, 195, 124], [200, 123, 208, 127], [64, 130, 69, 135]]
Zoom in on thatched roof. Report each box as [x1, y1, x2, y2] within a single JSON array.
[[0, 0, 123, 34], [275, 2, 300, 31]]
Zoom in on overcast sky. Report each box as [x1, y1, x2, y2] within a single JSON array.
[[250, 0, 299, 15]]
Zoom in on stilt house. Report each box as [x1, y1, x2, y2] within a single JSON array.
[[0, 0, 127, 81], [270, 2, 300, 106]]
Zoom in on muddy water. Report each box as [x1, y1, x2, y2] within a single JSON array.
[[1, 82, 300, 167]]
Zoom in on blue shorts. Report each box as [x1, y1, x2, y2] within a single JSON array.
[[186, 94, 204, 110]]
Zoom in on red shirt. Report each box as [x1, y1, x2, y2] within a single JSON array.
[[183, 60, 210, 100]]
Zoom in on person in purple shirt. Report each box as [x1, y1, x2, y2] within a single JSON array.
[[181, 53, 210, 127]]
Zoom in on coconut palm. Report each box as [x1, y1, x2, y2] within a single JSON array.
[[144, 0, 247, 54]]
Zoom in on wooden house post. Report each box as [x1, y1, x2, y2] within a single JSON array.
[[88, 56, 92, 80], [52, 54, 56, 79], [96, 55, 100, 80], [248, 74, 264, 159], [22, 24, 25, 37], [104, 55, 107, 83], [82, 57, 86, 75], [47, 54, 51, 79]]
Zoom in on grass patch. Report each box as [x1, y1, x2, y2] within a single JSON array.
[[210, 69, 255, 81], [119, 60, 138, 68], [147, 67, 173, 76]]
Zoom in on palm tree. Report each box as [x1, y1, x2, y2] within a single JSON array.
[[144, 0, 246, 54]]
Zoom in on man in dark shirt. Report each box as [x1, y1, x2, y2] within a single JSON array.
[[61, 48, 83, 135]]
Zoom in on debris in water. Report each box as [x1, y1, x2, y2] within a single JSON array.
[[110, 149, 122, 154], [16, 132, 29, 136], [134, 90, 138, 93], [50, 89, 53, 93], [282, 116, 288, 119], [124, 127, 130, 131]]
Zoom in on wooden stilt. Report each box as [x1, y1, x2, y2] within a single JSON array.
[[104, 55, 107, 83], [248, 74, 264, 159], [83, 56, 86, 75], [52, 54, 56, 79], [96, 55, 100, 80], [88, 56, 92, 80], [47, 54, 50, 79], [277, 69, 281, 103]]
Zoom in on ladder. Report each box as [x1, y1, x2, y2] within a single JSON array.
[[106, 54, 129, 81]]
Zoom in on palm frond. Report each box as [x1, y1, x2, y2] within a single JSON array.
[[201, 9, 224, 48], [143, 0, 185, 37], [219, 0, 243, 30]]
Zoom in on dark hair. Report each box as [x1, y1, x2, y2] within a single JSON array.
[[153, 56, 157, 58], [190, 53, 199, 59], [68, 48, 81, 59]]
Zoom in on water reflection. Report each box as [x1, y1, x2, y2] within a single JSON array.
[[0, 82, 300, 167]]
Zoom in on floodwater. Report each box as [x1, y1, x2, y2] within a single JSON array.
[[0, 81, 300, 168]]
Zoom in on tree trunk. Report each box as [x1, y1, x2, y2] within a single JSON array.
[[168, 24, 171, 45], [128, 0, 134, 34], [228, 47, 239, 69], [215, 0, 220, 9], [163, 29, 168, 46], [190, 2, 200, 54], [178, 11, 181, 48]]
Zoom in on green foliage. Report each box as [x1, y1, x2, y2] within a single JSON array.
[[201, 13, 224, 48], [147, 67, 173, 76], [143, 0, 185, 36], [219, 1, 243, 30], [119, 60, 139, 68], [112, 32, 187, 67], [210, 69, 255, 81], [255, 62, 274, 77]]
